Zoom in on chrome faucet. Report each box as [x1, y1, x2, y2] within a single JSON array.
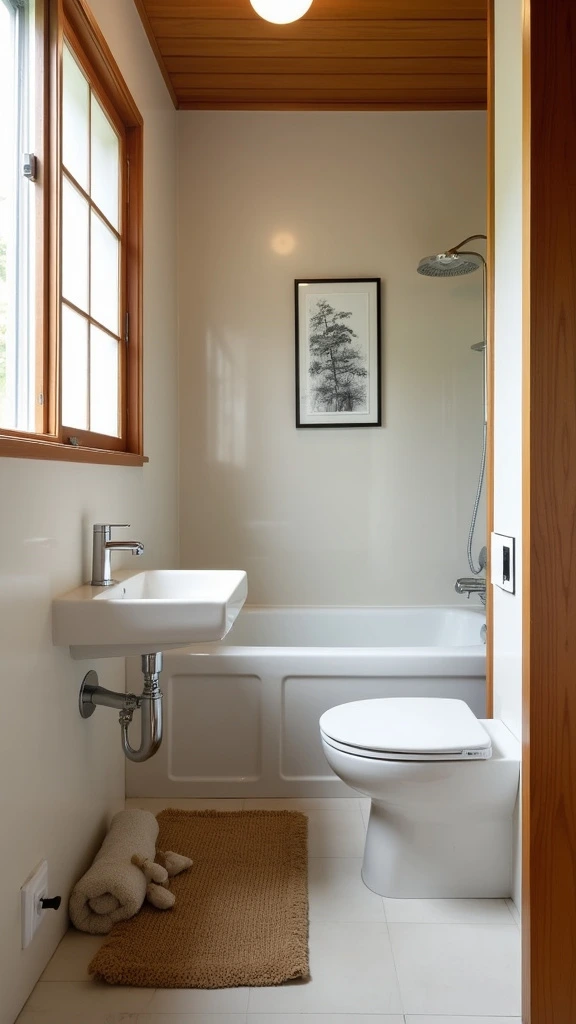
[[455, 577, 486, 605], [91, 524, 144, 586]]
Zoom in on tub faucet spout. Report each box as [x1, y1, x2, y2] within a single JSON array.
[[455, 577, 486, 605]]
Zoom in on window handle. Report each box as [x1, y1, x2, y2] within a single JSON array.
[[23, 153, 37, 181]]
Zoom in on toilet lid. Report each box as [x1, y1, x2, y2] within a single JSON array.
[[319, 698, 492, 759]]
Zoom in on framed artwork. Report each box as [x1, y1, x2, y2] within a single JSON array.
[[295, 278, 381, 428]]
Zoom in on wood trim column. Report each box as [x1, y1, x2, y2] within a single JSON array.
[[522, 0, 576, 1019]]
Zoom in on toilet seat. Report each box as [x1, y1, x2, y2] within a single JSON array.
[[320, 697, 492, 761]]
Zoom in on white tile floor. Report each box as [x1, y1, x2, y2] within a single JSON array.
[[17, 799, 522, 1024]]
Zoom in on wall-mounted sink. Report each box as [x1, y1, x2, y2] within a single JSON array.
[[52, 569, 247, 659]]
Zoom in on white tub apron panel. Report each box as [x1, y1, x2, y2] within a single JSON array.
[[126, 605, 486, 799]]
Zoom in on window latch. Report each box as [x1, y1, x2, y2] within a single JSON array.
[[23, 154, 37, 182]]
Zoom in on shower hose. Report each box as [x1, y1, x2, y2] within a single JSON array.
[[467, 420, 487, 575]]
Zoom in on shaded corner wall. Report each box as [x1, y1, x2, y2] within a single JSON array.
[[0, 2, 178, 1020], [177, 111, 487, 607], [493, 0, 523, 909]]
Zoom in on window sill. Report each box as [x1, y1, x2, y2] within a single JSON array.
[[0, 435, 148, 466]]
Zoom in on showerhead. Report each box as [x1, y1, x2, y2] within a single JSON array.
[[417, 251, 483, 277]]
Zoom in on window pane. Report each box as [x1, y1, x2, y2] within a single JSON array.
[[62, 44, 89, 191], [62, 304, 88, 428], [91, 94, 119, 230], [90, 325, 119, 436], [90, 210, 119, 335], [62, 177, 89, 312], [0, 1, 16, 428], [0, 0, 37, 432]]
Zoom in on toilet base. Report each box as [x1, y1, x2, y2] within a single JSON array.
[[362, 799, 513, 898]]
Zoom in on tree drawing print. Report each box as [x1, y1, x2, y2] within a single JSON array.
[[308, 298, 368, 413]]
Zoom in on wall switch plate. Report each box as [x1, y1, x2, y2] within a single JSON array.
[[21, 860, 48, 949], [491, 532, 516, 594]]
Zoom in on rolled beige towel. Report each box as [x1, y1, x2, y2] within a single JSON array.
[[69, 809, 158, 934]]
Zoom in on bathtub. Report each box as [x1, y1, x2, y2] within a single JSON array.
[[126, 605, 486, 799]]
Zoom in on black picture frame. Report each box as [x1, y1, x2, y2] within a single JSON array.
[[295, 278, 382, 428]]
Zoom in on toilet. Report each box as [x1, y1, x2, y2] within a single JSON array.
[[319, 697, 520, 899]]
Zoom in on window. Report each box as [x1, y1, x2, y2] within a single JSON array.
[[61, 41, 124, 445], [0, 0, 144, 465], [0, 0, 39, 433]]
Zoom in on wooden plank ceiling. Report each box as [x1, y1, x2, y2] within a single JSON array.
[[133, 0, 487, 111]]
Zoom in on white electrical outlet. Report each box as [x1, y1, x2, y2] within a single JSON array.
[[21, 860, 49, 949], [491, 532, 516, 594]]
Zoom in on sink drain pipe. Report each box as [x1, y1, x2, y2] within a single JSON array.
[[78, 653, 163, 763]]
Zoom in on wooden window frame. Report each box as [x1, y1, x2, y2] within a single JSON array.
[[0, 0, 146, 466]]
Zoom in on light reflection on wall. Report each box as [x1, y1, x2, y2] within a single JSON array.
[[206, 330, 247, 467], [271, 231, 296, 255]]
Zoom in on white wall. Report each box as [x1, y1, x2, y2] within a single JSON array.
[[178, 111, 487, 607], [493, 0, 523, 909], [0, 2, 178, 1020]]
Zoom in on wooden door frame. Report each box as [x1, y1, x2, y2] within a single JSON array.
[[488, 0, 576, 1018], [521, 0, 576, 1020]]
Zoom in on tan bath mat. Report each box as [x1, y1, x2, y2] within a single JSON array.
[[89, 809, 309, 988]]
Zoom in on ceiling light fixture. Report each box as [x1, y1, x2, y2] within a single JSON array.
[[249, 0, 313, 25]]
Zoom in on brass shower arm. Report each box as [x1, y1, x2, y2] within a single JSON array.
[[448, 234, 487, 253]]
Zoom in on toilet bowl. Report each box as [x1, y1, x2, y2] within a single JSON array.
[[320, 697, 520, 898]]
